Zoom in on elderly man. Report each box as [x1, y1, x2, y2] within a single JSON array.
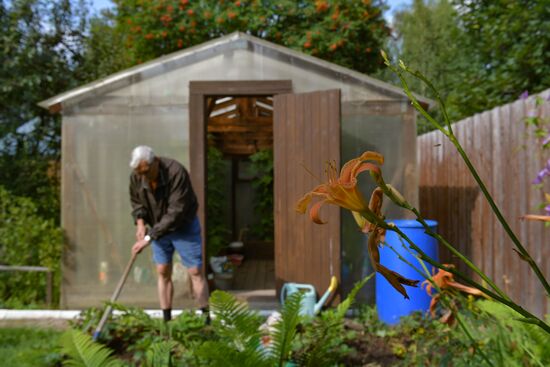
[[129, 145, 209, 322]]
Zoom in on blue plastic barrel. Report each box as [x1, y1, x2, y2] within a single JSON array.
[[375, 219, 438, 324]]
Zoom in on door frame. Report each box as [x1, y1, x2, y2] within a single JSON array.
[[188, 80, 293, 272]]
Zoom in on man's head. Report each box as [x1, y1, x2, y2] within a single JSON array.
[[130, 145, 159, 181]]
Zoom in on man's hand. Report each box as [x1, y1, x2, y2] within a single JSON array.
[[136, 219, 146, 241], [132, 239, 150, 256]]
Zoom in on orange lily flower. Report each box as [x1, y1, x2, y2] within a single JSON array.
[[296, 151, 419, 299], [296, 151, 384, 224], [422, 265, 486, 323]]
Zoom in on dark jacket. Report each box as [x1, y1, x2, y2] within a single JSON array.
[[129, 157, 198, 240]]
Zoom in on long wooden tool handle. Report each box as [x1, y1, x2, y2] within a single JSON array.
[[92, 252, 138, 341]]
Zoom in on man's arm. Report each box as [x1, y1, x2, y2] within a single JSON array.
[[129, 175, 148, 240]]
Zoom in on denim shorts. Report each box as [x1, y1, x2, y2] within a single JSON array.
[[151, 216, 202, 269]]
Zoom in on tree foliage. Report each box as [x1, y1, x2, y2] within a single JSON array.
[[0, 0, 90, 219], [110, 0, 390, 75], [387, 0, 550, 130], [454, 0, 550, 114]]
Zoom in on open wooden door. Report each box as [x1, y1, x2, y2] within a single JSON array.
[[273, 89, 341, 302]]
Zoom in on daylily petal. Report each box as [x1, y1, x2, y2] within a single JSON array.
[[368, 187, 384, 216], [521, 214, 550, 222], [358, 151, 384, 165], [428, 294, 439, 317], [309, 200, 328, 224], [377, 264, 419, 299], [367, 226, 382, 264], [439, 309, 455, 325], [339, 151, 383, 185], [445, 281, 485, 296], [296, 193, 313, 213]]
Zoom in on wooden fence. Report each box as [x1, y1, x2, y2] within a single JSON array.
[[417, 89, 550, 317]]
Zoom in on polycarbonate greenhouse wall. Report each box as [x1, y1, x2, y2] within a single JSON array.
[[42, 33, 427, 308]]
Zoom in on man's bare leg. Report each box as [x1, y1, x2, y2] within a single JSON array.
[[188, 267, 209, 308], [157, 264, 173, 320]]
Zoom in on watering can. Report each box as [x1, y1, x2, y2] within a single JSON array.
[[280, 276, 338, 316]]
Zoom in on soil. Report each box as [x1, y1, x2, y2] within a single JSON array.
[[339, 319, 403, 366], [342, 334, 402, 366]]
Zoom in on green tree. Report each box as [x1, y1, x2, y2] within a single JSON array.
[[0, 0, 90, 220], [385, 0, 550, 129], [384, 0, 472, 131], [453, 0, 550, 116], [110, 0, 390, 75]]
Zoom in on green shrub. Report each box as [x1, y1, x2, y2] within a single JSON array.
[[206, 146, 231, 258], [0, 186, 62, 307], [248, 149, 274, 241]]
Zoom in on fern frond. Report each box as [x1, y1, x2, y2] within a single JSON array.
[[475, 299, 550, 365], [196, 340, 269, 367], [335, 273, 374, 318], [60, 329, 122, 367], [143, 340, 178, 367], [299, 274, 373, 367], [270, 291, 304, 366], [210, 290, 263, 351]]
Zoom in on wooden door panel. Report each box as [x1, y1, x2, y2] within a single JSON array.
[[273, 89, 341, 302]]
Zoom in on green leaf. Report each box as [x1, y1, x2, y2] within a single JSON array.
[[60, 329, 123, 367]]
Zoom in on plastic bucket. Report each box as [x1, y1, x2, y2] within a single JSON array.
[[375, 219, 438, 324]]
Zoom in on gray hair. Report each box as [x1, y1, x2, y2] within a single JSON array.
[[130, 145, 155, 169]]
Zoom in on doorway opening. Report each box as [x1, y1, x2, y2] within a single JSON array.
[[205, 95, 276, 307]]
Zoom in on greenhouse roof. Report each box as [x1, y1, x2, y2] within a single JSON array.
[[39, 32, 431, 112]]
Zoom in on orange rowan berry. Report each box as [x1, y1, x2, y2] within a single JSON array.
[[315, 1, 329, 12]]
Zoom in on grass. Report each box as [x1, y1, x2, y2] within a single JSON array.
[[0, 327, 63, 366]]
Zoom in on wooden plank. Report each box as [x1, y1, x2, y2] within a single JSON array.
[[273, 95, 284, 292], [327, 90, 341, 301], [189, 93, 207, 273], [190, 80, 293, 96], [491, 106, 503, 289], [500, 103, 514, 297], [471, 113, 483, 279], [207, 125, 273, 133], [524, 96, 543, 316]]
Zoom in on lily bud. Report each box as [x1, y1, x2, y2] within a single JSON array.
[[386, 184, 409, 208]]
